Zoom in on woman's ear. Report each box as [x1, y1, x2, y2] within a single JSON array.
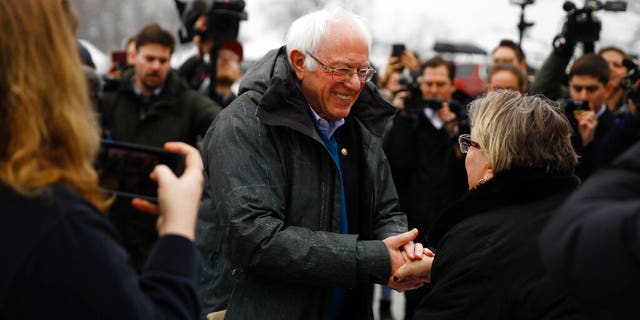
[[484, 168, 494, 181], [290, 49, 306, 81]]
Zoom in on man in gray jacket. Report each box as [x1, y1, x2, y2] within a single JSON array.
[[197, 6, 425, 320]]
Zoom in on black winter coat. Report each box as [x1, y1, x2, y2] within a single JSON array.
[[0, 184, 200, 319], [540, 140, 640, 319], [416, 168, 582, 320]]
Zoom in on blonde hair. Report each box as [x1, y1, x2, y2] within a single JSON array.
[[0, 0, 110, 211], [468, 90, 577, 175]]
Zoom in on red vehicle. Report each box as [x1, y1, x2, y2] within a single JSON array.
[[454, 62, 487, 98], [433, 41, 488, 98]]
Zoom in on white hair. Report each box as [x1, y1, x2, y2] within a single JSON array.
[[285, 6, 372, 70]]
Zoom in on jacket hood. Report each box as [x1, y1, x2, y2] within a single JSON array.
[[238, 46, 397, 138]]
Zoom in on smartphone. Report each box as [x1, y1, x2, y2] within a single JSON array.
[[96, 140, 185, 202], [391, 43, 406, 58], [111, 50, 127, 70]]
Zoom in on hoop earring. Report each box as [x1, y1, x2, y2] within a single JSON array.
[[478, 175, 488, 185]]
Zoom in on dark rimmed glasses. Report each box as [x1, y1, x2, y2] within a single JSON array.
[[458, 134, 481, 154], [306, 52, 376, 83]]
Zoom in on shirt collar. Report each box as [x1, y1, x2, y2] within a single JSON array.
[[294, 80, 345, 139], [131, 78, 163, 97], [595, 103, 607, 118], [308, 105, 345, 139]]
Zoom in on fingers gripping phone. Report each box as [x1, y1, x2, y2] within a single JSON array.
[[96, 140, 185, 202], [563, 99, 589, 129]]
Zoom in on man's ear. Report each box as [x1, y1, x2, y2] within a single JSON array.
[[290, 49, 306, 81]]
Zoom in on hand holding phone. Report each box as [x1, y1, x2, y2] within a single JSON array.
[[96, 140, 186, 203], [132, 142, 204, 241], [564, 99, 589, 123]]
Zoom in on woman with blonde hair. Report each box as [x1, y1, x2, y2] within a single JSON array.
[[394, 90, 582, 319], [0, 0, 203, 318]]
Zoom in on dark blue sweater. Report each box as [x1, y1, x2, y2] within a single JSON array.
[[0, 184, 200, 319]]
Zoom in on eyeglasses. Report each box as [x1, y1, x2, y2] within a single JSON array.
[[306, 52, 376, 83], [458, 134, 481, 154]]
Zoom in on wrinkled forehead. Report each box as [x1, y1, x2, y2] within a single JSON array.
[[316, 31, 370, 66]]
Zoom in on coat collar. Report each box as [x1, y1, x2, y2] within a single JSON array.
[[115, 68, 188, 115], [428, 168, 580, 246]]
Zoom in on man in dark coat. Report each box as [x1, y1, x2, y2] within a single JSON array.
[[99, 23, 220, 270], [197, 6, 425, 320], [530, 35, 615, 181]]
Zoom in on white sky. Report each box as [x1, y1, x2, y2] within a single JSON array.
[[237, 0, 639, 69]]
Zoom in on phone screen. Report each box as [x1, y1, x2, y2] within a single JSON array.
[[96, 140, 185, 202]]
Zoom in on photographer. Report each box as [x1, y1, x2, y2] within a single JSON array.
[[529, 2, 623, 180], [179, 14, 244, 108], [383, 55, 469, 319], [599, 46, 632, 120], [597, 64, 640, 165], [174, 0, 247, 108]]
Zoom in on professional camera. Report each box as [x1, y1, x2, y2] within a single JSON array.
[[621, 58, 640, 108], [556, 0, 626, 53], [396, 75, 443, 113], [175, 0, 248, 43]]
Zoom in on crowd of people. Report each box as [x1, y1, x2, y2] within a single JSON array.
[[2, 1, 640, 320]]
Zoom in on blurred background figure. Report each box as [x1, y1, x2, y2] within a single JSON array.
[[106, 36, 137, 79], [103, 36, 137, 91], [491, 39, 529, 79], [596, 68, 640, 166], [530, 19, 617, 181], [540, 138, 640, 319], [59, 0, 95, 68], [486, 62, 528, 94], [0, 0, 203, 318], [598, 46, 632, 121], [179, 14, 244, 108]]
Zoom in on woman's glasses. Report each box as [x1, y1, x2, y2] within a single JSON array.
[[458, 134, 481, 154]]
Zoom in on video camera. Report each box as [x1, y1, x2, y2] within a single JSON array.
[[397, 75, 444, 113], [175, 0, 248, 43], [557, 0, 627, 53]]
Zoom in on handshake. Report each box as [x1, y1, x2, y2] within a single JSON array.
[[383, 228, 435, 292]]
